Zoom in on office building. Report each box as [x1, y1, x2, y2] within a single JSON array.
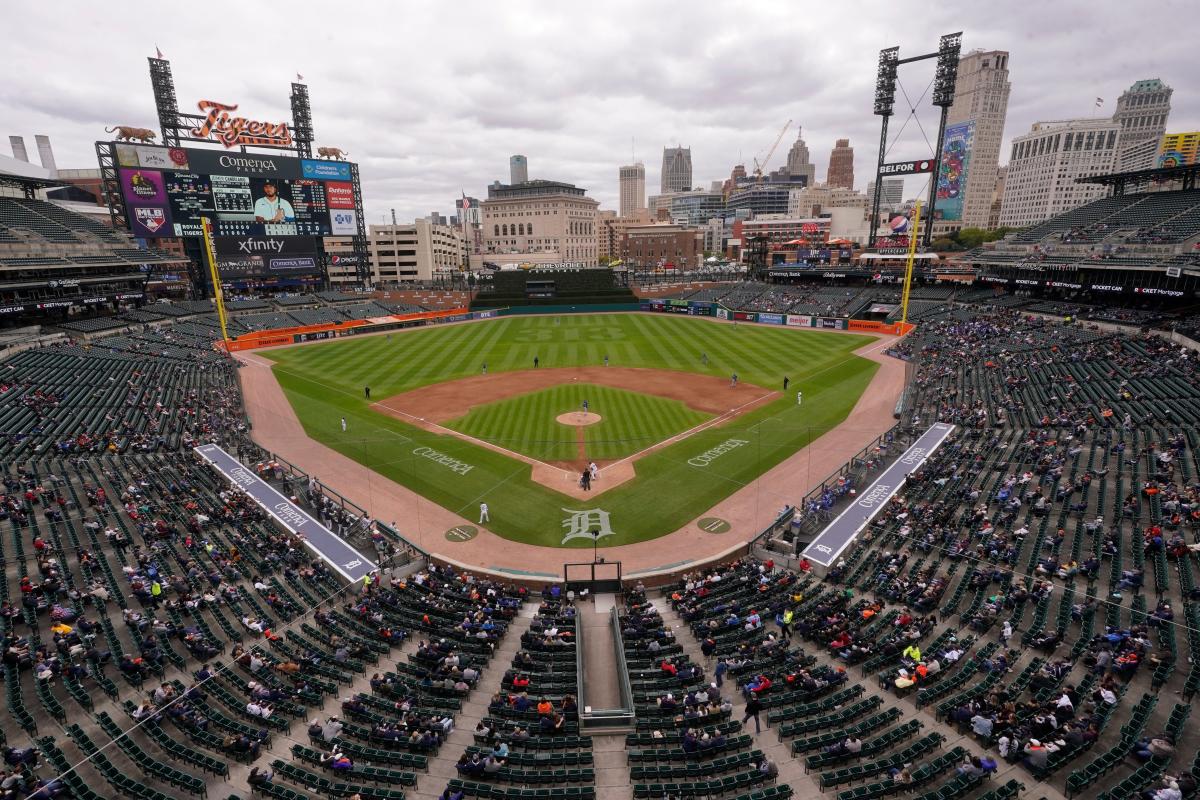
[[363, 221, 466, 285], [668, 189, 725, 227], [619, 223, 704, 269], [783, 128, 815, 187], [866, 178, 905, 215], [788, 185, 870, 220], [509, 155, 529, 185], [987, 166, 1006, 230], [482, 179, 599, 265], [935, 49, 1011, 233], [826, 139, 854, 189], [722, 164, 747, 196], [597, 209, 654, 262], [619, 162, 646, 217], [999, 118, 1121, 228], [661, 146, 692, 193], [726, 184, 793, 216], [1113, 79, 1172, 171]]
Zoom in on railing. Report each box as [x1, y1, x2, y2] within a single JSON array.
[[264, 450, 429, 557], [778, 423, 911, 547], [576, 606, 635, 732], [610, 606, 635, 719], [750, 505, 798, 549]]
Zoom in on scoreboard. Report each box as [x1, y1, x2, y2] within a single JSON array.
[[115, 143, 358, 240]]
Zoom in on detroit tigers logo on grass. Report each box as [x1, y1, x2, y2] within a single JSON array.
[[561, 508, 615, 545]]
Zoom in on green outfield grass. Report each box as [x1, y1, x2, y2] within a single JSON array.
[[264, 313, 880, 554], [444, 383, 712, 463]]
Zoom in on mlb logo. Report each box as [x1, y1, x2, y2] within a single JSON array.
[[135, 207, 166, 233]]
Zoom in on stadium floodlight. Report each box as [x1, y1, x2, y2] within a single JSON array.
[[873, 47, 900, 117], [932, 32, 963, 108]]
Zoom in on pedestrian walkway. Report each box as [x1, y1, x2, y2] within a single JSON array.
[[581, 594, 621, 710]]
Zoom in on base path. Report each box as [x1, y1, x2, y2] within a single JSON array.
[[235, 324, 906, 580], [375, 366, 773, 424], [374, 367, 778, 498]]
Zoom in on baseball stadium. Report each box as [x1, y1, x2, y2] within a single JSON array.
[[3, 35, 1200, 800]]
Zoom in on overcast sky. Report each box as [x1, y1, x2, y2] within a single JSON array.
[[2, 0, 1194, 224]]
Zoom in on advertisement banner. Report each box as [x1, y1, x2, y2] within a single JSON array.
[[295, 330, 337, 343], [331, 209, 358, 235], [815, 317, 847, 330], [786, 314, 812, 327], [330, 254, 359, 267], [116, 144, 189, 170], [301, 159, 352, 181], [184, 148, 302, 179], [119, 168, 174, 237], [732, 311, 755, 321], [1158, 133, 1200, 168], [213, 236, 319, 277], [757, 313, 785, 325], [716, 308, 729, 320], [937, 121, 974, 222], [849, 319, 891, 333], [325, 181, 356, 209]]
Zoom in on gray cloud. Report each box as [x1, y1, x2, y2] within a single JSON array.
[[1, 0, 1194, 223]]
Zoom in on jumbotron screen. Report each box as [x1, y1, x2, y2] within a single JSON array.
[[114, 143, 358, 240]]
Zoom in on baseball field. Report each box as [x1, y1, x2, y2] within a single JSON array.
[[263, 313, 879, 549]]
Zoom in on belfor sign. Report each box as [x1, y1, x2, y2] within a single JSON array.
[[189, 100, 292, 149]]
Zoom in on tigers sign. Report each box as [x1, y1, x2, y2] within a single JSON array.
[[189, 100, 293, 149]]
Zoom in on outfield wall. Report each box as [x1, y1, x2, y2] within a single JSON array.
[[218, 307, 474, 351], [639, 299, 914, 335]]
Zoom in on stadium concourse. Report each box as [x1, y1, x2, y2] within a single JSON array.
[[232, 322, 906, 578]]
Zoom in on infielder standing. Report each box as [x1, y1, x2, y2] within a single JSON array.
[[479, 502, 490, 523], [340, 417, 347, 432]]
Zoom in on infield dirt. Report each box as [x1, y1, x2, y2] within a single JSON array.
[[371, 366, 779, 497]]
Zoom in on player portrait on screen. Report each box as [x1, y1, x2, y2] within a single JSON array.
[[253, 180, 295, 223]]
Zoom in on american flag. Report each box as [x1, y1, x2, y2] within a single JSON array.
[[1095, 97, 1104, 108]]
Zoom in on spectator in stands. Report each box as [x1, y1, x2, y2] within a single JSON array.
[[1022, 739, 1048, 771], [320, 716, 343, 742], [1134, 734, 1176, 761], [248, 766, 273, 787]]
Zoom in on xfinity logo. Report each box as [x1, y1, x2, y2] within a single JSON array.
[[236, 238, 285, 254], [217, 155, 279, 173]]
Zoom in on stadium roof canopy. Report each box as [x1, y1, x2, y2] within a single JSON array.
[[1076, 162, 1200, 193], [0, 153, 61, 194]]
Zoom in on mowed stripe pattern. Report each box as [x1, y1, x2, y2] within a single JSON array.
[[266, 313, 854, 397], [444, 383, 712, 463], [264, 313, 880, 548]]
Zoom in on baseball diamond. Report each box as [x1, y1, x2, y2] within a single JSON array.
[[262, 313, 879, 547]]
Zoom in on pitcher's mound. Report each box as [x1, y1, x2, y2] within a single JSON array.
[[556, 412, 602, 426]]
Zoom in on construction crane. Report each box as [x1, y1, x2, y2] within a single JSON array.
[[752, 119, 792, 182]]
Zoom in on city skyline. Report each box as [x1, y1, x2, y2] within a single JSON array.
[[1, 0, 1195, 224]]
